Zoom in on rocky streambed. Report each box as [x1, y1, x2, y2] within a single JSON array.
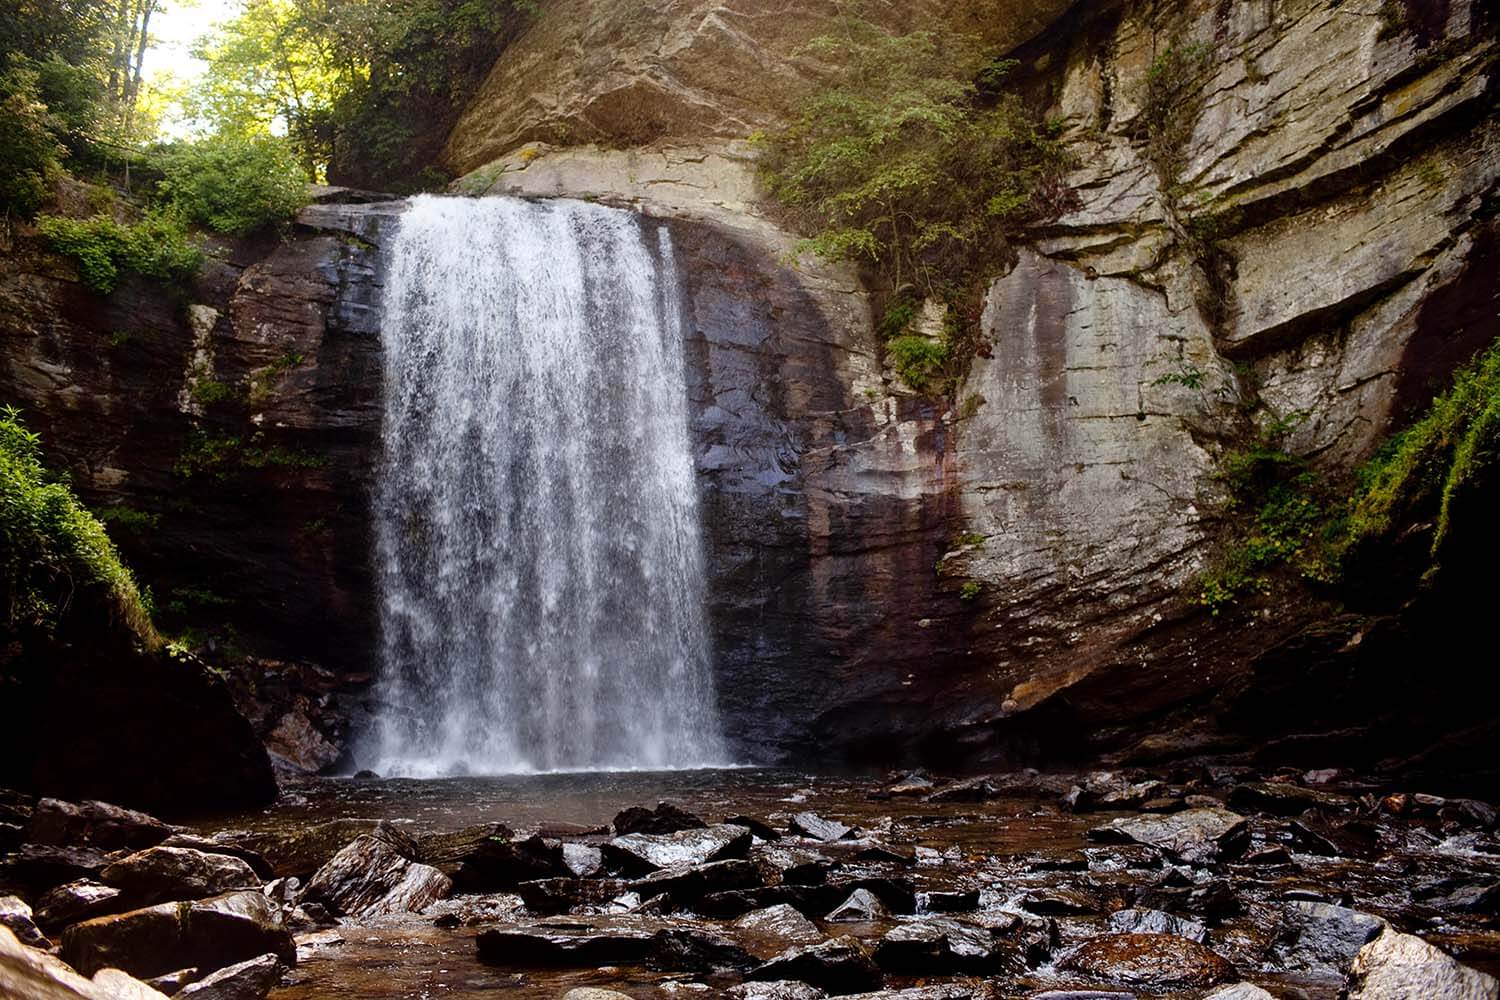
[[2, 767, 1499, 999]]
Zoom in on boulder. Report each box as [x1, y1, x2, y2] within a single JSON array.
[[264, 708, 341, 774], [1347, 927, 1500, 1000], [0, 845, 111, 894], [649, 926, 756, 972], [1228, 782, 1356, 816], [726, 983, 826, 1000], [227, 820, 400, 879], [725, 816, 782, 842], [1087, 809, 1246, 863], [417, 824, 567, 889], [1105, 908, 1208, 943], [631, 859, 761, 901], [872, 918, 1003, 973], [560, 991, 634, 1000], [1271, 901, 1387, 976], [101, 847, 260, 905], [825, 889, 888, 923], [516, 878, 629, 914], [561, 843, 604, 878], [749, 940, 883, 995], [602, 824, 751, 873], [788, 813, 854, 843], [176, 953, 286, 1000], [612, 803, 706, 835], [27, 799, 171, 852], [919, 889, 979, 912], [0, 925, 169, 1000], [0, 895, 49, 948], [301, 835, 452, 918], [34, 881, 125, 930], [60, 891, 295, 980], [475, 923, 656, 966], [1059, 934, 1235, 988], [732, 904, 825, 960], [157, 836, 274, 881]]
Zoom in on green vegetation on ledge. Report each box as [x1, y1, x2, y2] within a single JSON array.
[[0, 407, 156, 645], [35, 210, 200, 295]]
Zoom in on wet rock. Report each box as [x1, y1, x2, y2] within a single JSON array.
[[872, 918, 1002, 973], [725, 816, 782, 842], [27, 799, 172, 852], [0, 894, 49, 948], [1228, 782, 1356, 816], [561, 843, 604, 878], [632, 858, 761, 901], [264, 708, 340, 775], [788, 813, 854, 843], [1432, 881, 1500, 915], [517, 878, 629, 914], [157, 836, 274, 881], [1029, 993, 1137, 1000], [842, 988, 978, 1000], [602, 824, 752, 874], [60, 891, 294, 979], [260, 877, 299, 906], [924, 777, 1000, 803], [0, 845, 112, 894], [0, 924, 168, 1000], [1106, 908, 1207, 943], [33, 881, 125, 930], [649, 926, 756, 972], [1059, 933, 1235, 988], [1348, 927, 1500, 1000], [825, 888, 888, 923], [733, 904, 825, 959], [231, 819, 411, 880], [851, 845, 912, 865], [301, 835, 452, 918], [176, 953, 286, 1000], [698, 885, 833, 920], [759, 847, 832, 885], [101, 847, 260, 905], [920, 889, 979, 912], [1087, 808, 1246, 863], [831, 876, 916, 914], [726, 982, 826, 1000], [612, 803, 706, 835], [1021, 887, 1100, 916], [561, 991, 634, 1000], [144, 968, 201, 992], [1203, 986, 1275, 1000], [1272, 900, 1387, 976], [749, 939, 883, 995], [475, 923, 656, 966], [418, 824, 566, 890], [1136, 873, 1241, 920]]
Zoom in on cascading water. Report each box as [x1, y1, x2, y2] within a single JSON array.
[[368, 194, 726, 776]]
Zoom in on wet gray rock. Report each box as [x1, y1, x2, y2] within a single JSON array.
[[1106, 908, 1208, 944], [872, 918, 1003, 974], [1348, 928, 1500, 1000], [26, 799, 172, 852], [144, 968, 201, 993], [561, 843, 603, 878], [0, 894, 49, 948], [1272, 901, 1387, 976], [417, 824, 565, 890], [516, 877, 629, 915], [157, 836, 274, 881], [825, 888, 888, 923], [560, 991, 634, 1000], [749, 939, 883, 995], [301, 835, 452, 918], [1059, 933, 1235, 988], [475, 923, 656, 966], [602, 824, 751, 873], [630, 858, 762, 901], [649, 926, 756, 972], [725, 816, 782, 842], [0, 845, 112, 894], [726, 982, 826, 1000], [1020, 887, 1101, 916], [733, 904, 825, 959], [0, 923, 169, 1000], [612, 803, 706, 835], [1203, 986, 1275, 1000], [1088, 808, 1246, 863], [788, 813, 854, 843], [1228, 783, 1357, 816], [919, 889, 979, 912], [101, 848, 260, 905], [176, 953, 286, 1000], [33, 881, 125, 930], [842, 988, 978, 1000], [230, 819, 412, 880]]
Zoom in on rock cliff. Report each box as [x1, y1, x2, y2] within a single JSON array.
[[1, 0, 1495, 776]]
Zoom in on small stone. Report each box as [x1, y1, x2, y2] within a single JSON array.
[[1059, 933, 1235, 988], [788, 812, 854, 843], [601, 824, 751, 873], [145, 968, 202, 992], [0, 894, 50, 948], [825, 888, 888, 922], [1203, 985, 1276, 1000], [560, 990, 635, 1000], [725, 982, 826, 1000], [1087, 808, 1245, 863], [561, 843, 604, 878], [733, 904, 825, 960], [612, 803, 705, 835], [177, 953, 286, 1000], [1272, 901, 1387, 976], [1106, 907, 1208, 943], [749, 939, 883, 995]]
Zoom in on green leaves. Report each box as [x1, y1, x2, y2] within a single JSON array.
[[36, 211, 200, 294], [154, 133, 307, 236]]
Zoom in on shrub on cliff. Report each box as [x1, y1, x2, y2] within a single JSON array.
[[0, 67, 65, 217], [154, 133, 308, 235], [0, 406, 156, 646], [35, 210, 201, 294]]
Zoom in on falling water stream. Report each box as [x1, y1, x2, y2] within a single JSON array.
[[368, 194, 725, 775]]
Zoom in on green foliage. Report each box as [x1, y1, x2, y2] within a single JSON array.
[[154, 133, 308, 235], [1151, 362, 1207, 391], [189, 380, 237, 405], [756, 16, 1070, 297], [0, 67, 65, 216], [1343, 339, 1500, 556], [36, 211, 201, 294], [95, 504, 159, 533], [959, 581, 982, 601], [0, 406, 155, 643], [887, 336, 950, 393], [176, 428, 324, 480]]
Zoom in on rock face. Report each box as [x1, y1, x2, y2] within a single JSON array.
[[3, 1, 1496, 773]]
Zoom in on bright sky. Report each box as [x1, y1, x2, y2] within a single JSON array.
[[144, 0, 237, 133]]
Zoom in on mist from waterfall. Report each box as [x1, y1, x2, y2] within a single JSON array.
[[368, 194, 726, 776]]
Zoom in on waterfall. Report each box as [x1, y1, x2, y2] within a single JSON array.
[[369, 195, 726, 775]]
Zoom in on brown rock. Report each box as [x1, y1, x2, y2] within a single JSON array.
[[1060, 933, 1234, 988]]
